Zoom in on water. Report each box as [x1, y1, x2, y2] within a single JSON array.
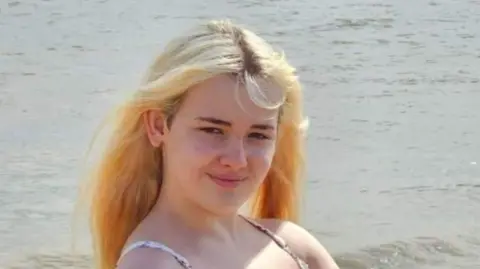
[[1, 0, 479, 268]]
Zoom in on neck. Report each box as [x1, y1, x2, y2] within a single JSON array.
[[151, 184, 243, 242]]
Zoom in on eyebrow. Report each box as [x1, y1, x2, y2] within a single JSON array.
[[195, 117, 275, 130]]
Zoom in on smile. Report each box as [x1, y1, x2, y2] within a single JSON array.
[[206, 173, 246, 188]]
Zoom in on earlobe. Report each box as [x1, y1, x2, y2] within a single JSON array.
[[143, 110, 166, 147]]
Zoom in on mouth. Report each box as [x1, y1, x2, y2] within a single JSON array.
[[206, 173, 246, 188]]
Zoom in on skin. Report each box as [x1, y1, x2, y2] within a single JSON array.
[[118, 74, 339, 269]]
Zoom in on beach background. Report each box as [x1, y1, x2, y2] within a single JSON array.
[[1, 0, 479, 268]]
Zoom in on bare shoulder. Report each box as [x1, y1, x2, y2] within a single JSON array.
[[116, 246, 186, 269], [255, 219, 339, 269]]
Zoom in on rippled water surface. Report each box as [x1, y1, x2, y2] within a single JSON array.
[[1, 0, 479, 268]]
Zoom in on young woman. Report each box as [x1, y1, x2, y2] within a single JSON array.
[[84, 19, 339, 269]]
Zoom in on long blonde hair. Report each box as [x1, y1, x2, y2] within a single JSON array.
[[82, 19, 307, 269]]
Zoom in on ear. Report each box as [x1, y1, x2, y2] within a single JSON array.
[[143, 109, 168, 147]]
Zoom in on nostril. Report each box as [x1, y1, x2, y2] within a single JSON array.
[[219, 142, 248, 169]]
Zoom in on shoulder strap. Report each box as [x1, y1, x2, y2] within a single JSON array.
[[241, 216, 310, 269], [118, 240, 193, 269]]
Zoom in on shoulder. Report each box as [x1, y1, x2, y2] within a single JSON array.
[[116, 243, 187, 269], [254, 219, 339, 269]]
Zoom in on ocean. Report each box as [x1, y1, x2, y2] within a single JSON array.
[[1, 0, 479, 268]]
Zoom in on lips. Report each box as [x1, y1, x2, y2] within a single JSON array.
[[206, 173, 246, 188]]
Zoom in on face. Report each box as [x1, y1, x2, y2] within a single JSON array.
[[145, 74, 281, 215]]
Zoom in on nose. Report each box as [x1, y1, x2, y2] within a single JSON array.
[[219, 137, 248, 170]]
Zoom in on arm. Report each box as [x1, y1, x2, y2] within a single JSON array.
[[256, 219, 339, 269], [299, 227, 339, 269]]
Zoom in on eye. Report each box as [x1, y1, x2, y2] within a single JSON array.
[[249, 132, 270, 140], [199, 127, 224, 135]]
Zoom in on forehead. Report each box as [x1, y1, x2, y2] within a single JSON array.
[[177, 75, 281, 124]]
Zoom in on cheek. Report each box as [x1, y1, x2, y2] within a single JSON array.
[[165, 133, 215, 180], [184, 135, 219, 167], [191, 137, 219, 156], [247, 143, 276, 175]]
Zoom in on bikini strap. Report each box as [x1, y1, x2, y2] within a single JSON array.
[[118, 219, 309, 269], [241, 216, 310, 269], [118, 240, 192, 269]]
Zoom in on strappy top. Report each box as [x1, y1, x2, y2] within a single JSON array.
[[118, 216, 309, 269]]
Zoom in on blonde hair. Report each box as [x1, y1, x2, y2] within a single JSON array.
[[82, 19, 307, 269]]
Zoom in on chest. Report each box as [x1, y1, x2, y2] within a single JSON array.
[[188, 242, 305, 269]]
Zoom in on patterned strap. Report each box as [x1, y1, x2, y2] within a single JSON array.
[[118, 217, 308, 269], [118, 240, 192, 269], [240, 216, 310, 269]]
